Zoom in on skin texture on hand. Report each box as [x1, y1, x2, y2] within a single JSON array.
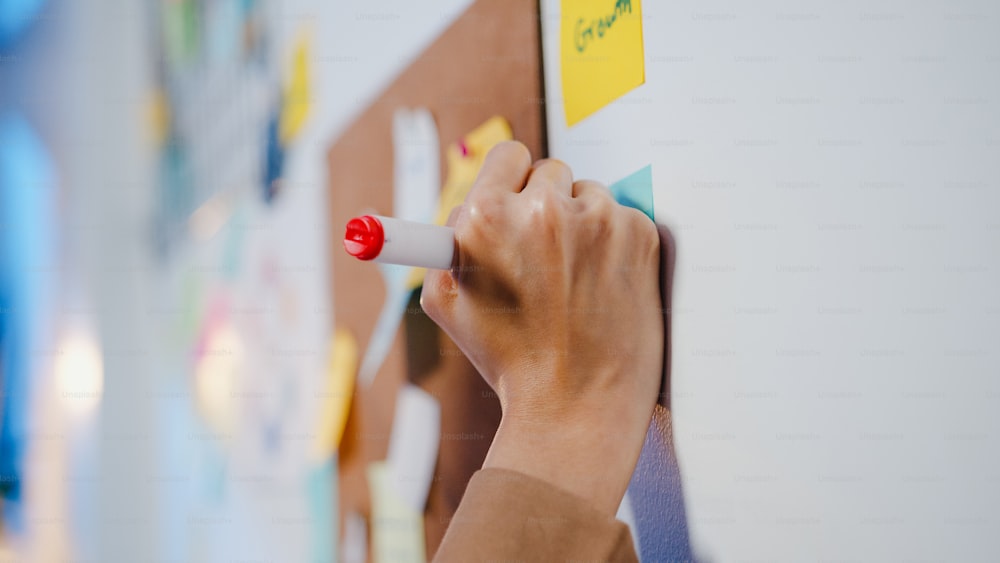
[[421, 141, 663, 516]]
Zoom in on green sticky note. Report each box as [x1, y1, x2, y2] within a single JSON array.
[[368, 462, 426, 563], [610, 165, 654, 221]]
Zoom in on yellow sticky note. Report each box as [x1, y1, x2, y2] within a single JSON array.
[[405, 115, 513, 289], [368, 462, 427, 563], [311, 329, 358, 461], [146, 88, 170, 147], [561, 0, 645, 126], [280, 32, 311, 142]]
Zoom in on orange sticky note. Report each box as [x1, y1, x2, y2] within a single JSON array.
[[561, 0, 645, 126]]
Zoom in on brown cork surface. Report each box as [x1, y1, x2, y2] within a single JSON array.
[[325, 0, 545, 557]]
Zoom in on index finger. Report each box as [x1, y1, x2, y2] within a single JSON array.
[[468, 141, 533, 198]]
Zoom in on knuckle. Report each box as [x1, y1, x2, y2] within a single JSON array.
[[462, 194, 503, 240], [528, 189, 566, 222], [538, 158, 572, 180], [419, 285, 439, 319], [590, 191, 616, 214], [582, 216, 612, 244], [631, 213, 660, 256], [581, 191, 615, 226], [493, 140, 531, 167], [419, 271, 455, 324]]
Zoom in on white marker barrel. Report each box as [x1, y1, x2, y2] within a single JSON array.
[[344, 215, 455, 270]]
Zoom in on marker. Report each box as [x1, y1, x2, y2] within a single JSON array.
[[343, 215, 455, 270]]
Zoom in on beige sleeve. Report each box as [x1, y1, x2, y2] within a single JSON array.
[[433, 468, 639, 563]]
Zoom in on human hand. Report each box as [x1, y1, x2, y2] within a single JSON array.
[[421, 141, 663, 515]]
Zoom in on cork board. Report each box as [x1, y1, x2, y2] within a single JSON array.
[[325, 0, 545, 557]]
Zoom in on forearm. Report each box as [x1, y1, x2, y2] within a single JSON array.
[[484, 389, 652, 516]]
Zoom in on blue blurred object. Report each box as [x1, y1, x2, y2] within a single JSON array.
[[262, 107, 284, 204], [626, 415, 694, 562], [0, 111, 56, 530], [0, 0, 47, 49]]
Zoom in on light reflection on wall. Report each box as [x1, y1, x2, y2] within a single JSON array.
[[193, 322, 243, 441], [54, 328, 103, 418]]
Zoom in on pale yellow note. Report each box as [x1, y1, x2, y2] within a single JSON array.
[[311, 329, 358, 461], [368, 461, 427, 563], [146, 88, 170, 147], [561, 0, 645, 126], [280, 32, 311, 142], [405, 115, 513, 289]]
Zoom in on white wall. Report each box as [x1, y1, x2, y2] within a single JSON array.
[[542, 1, 1000, 561]]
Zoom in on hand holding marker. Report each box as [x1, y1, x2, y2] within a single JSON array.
[[344, 141, 666, 518]]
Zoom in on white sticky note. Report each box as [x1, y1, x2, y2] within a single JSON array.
[[358, 262, 410, 386], [386, 384, 441, 513], [342, 511, 368, 563], [359, 109, 440, 386], [617, 490, 642, 561], [393, 108, 440, 224]]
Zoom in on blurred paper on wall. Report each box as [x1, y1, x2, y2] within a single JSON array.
[[386, 384, 441, 513], [341, 511, 368, 563], [393, 108, 440, 225], [358, 262, 411, 386]]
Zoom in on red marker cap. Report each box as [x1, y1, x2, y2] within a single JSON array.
[[343, 215, 384, 261]]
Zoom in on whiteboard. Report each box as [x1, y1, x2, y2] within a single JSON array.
[[542, 1, 1000, 560]]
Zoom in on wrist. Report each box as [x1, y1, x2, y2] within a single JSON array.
[[482, 407, 642, 516]]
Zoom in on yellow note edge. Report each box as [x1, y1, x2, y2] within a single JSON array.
[[310, 328, 358, 461], [561, 0, 645, 126], [280, 31, 311, 142]]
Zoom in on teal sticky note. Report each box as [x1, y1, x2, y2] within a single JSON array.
[[306, 459, 337, 563], [220, 203, 246, 279], [610, 165, 654, 221]]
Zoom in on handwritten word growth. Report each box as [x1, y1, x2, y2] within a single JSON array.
[[574, 0, 633, 53]]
